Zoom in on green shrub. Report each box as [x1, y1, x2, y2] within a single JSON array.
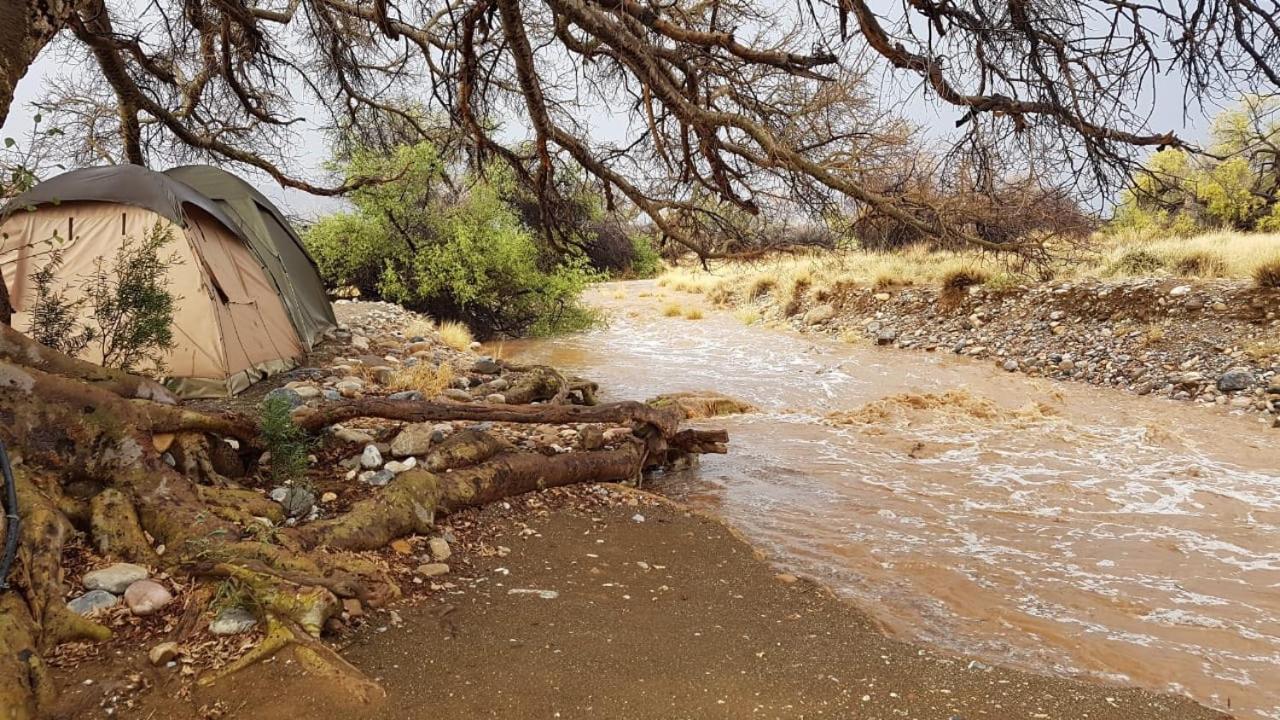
[[624, 233, 662, 279], [304, 143, 599, 337], [27, 222, 179, 373], [259, 395, 309, 487]]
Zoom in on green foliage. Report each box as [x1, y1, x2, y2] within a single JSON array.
[[27, 240, 94, 355], [624, 233, 663, 278], [258, 395, 310, 487], [304, 142, 600, 337], [26, 222, 179, 373], [1111, 97, 1280, 234], [86, 223, 181, 373]]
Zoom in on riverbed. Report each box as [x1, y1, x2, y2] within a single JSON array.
[[498, 280, 1280, 720]]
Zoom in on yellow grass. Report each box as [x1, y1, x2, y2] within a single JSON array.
[[404, 317, 435, 339], [683, 307, 704, 320], [436, 320, 474, 351], [733, 308, 761, 325], [657, 230, 1280, 306], [661, 302, 683, 317], [386, 362, 455, 396]]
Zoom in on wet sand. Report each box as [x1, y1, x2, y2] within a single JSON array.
[[54, 487, 1226, 719]]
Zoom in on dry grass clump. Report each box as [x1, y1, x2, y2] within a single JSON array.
[[386, 362, 455, 396], [662, 302, 683, 317], [733, 308, 761, 325], [683, 307, 704, 320], [404, 317, 436, 339], [940, 264, 992, 292], [1253, 255, 1280, 288], [1169, 248, 1229, 277], [436, 320, 474, 351]]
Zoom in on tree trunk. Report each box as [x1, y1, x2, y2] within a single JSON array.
[[0, 1, 75, 127]]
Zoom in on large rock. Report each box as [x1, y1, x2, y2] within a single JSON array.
[[803, 304, 836, 325], [83, 563, 149, 594], [471, 357, 502, 374], [429, 537, 452, 561], [390, 423, 435, 457], [270, 486, 315, 518], [1217, 368, 1255, 392], [68, 590, 119, 615], [124, 580, 173, 616], [333, 427, 375, 445], [263, 387, 304, 410], [209, 607, 258, 636]]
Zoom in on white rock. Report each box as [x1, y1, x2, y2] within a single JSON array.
[[209, 607, 258, 636], [83, 563, 149, 594], [360, 444, 384, 469]]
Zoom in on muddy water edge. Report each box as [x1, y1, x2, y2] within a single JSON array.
[[495, 280, 1280, 720]]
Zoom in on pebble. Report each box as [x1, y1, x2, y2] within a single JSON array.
[[123, 580, 173, 616], [83, 563, 150, 594], [429, 537, 452, 561], [209, 607, 258, 635], [263, 387, 304, 409], [360, 444, 384, 469], [416, 563, 451, 577], [385, 457, 417, 474], [67, 590, 119, 615], [148, 642, 180, 666], [359, 469, 394, 486], [333, 427, 375, 444]]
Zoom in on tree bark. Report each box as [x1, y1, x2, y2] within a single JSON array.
[[0, 1, 77, 127]]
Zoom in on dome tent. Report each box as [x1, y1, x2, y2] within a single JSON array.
[[0, 165, 306, 398], [163, 165, 336, 348]]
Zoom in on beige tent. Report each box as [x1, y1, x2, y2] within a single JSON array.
[[0, 165, 305, 397]]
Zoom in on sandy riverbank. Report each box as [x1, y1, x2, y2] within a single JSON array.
[[48, 484, 1227, 720]]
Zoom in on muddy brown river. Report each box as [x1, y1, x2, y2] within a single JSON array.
[[497, 280, 1280, 719]]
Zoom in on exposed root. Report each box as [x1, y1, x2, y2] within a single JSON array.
[[0, 323, 175, 403], [0, 594, 56, 720], [294, 397, 682, 435], [198, 614, 383, 703], [423, 429, 508, 472], [89, 488, 161, 565]]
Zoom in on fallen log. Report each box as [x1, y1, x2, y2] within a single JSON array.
[[295, 397, 683, 436]]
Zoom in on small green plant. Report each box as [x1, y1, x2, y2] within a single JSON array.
[[259, 395, 310, 487], [27, 222, 180, 373], [27, 241, 94, 355]]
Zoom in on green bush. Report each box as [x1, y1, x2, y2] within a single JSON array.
[[304, 143, 600, 337], [625, 233, 663, 278], [259, 395, 309, 487], [27, 222, 179, 373]]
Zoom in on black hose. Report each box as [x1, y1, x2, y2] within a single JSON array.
[[0, 439, 19, 591]]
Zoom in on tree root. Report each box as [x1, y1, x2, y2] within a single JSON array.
[[294, 397, 682, 435], [0, 323, 175, 404], [89, 488, 161, 565], [290, 443, 647, 551], [0, 330, 731, 715], [0, 594, 56, 720], [198, 613, 384, 702]]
